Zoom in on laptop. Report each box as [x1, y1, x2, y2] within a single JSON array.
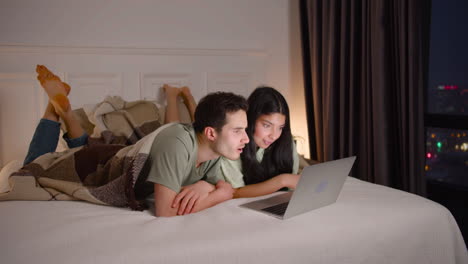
[[240, 156, 356, 219]]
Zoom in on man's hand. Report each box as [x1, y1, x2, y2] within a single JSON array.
[[172, 181, 215, 215], [189, 180, 234, 213], [215, 180, 235, 200]]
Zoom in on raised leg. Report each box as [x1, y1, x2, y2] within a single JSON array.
[[24, 65, 88, 165], [23, 118, 61, 165], [180, 86, 196, 122], [163, 84, 182, 123], [36, 65, 85, 139]]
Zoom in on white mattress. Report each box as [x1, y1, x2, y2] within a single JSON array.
[[1, 177, 467, 264]]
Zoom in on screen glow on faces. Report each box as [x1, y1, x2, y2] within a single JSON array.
[[253, 113, 286, 149]]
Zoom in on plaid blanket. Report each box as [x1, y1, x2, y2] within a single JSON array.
[[0, 96, 169, 210]]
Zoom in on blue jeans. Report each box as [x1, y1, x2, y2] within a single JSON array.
[[23, 119, 89, 165]]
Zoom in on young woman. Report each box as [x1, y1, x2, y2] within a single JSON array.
[[223, 86, 300, 198], [172, 86, 301, 214]]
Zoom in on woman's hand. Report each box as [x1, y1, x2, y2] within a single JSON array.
[[172, 181, 215, 215], [279, 174, 300, 189]]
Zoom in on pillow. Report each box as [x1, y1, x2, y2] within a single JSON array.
[[57, 97, 192, 150], [0, 160, 23, 193], [100, 100, 162, 143]]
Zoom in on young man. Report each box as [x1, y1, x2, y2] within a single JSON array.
[[142, 92, 250, 217], [28, 65, 249, 217]]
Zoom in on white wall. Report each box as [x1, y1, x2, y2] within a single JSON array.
[[288, 0, 309, 159], [0, 0, 308, 166]]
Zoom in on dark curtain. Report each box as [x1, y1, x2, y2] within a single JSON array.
[[300, 0, 431, 196]]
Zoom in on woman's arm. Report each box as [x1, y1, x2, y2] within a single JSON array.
[[233, 173, 300, 198]]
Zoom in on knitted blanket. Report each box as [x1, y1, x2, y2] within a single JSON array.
[[0, 97, 169, 210]]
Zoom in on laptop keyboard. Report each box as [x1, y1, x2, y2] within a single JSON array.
[[262, 202, 289, 216]]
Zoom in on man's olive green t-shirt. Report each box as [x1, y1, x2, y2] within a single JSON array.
[[145, 123, 221, 193]]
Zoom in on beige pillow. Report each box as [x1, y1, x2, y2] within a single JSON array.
[[0, 160, 23, 193], [58, 98, 192, 150], [74, 108, 95, 136], [101, 100, 162, 140]]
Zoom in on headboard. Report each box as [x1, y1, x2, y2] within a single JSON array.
[[0, 45, 267, 166]]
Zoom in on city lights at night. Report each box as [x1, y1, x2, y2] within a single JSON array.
[[426, 127, 468, 187]]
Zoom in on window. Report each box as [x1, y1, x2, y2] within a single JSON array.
[[426, 0, 468, 190], [426, 127, 468, 188]]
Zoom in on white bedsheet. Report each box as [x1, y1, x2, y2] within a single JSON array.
[[1, 177, 467, 264]]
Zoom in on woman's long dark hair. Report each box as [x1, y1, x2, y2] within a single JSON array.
[[241, 86, 294, 185]]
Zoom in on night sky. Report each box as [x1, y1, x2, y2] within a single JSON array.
[[428, 0, 468, 115]]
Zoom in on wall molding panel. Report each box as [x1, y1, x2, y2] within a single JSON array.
[[65, 72, 124, 108], [140, 72, 192, 104], [0, 73, 42, 166], [207, 72, 253, 98]]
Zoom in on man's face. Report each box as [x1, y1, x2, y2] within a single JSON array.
[[212, 110, 250, 160]]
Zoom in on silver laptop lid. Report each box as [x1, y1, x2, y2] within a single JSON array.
[[283, 156, 356, 219]]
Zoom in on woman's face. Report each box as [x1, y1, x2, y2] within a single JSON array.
[[253, 113, 286, 149]]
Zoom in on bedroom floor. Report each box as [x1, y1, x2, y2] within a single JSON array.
[[427, 180, 468, 246]]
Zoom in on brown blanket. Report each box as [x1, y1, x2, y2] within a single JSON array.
[[0, 97, 167, 210]]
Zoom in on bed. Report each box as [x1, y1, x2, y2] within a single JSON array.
[[0, 43, 466, 264], [0, 82, 467, 264], [1, 176, 466, 264]]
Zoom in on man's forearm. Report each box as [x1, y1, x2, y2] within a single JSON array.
[[154, 183, 179, 217], [155, 206, 178, 217], [191, 188, 232, 213]]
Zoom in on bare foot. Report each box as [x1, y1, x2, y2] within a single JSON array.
[[36, 65, 70, 95], [44, 81, 71, 118], [163, 84, 181, 98], [180, 86, 194, 102], [36, 65, 71, 113], [179, 86, 196, 122]]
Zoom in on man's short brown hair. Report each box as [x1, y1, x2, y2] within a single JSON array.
[[193, 92, 248, 133]]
